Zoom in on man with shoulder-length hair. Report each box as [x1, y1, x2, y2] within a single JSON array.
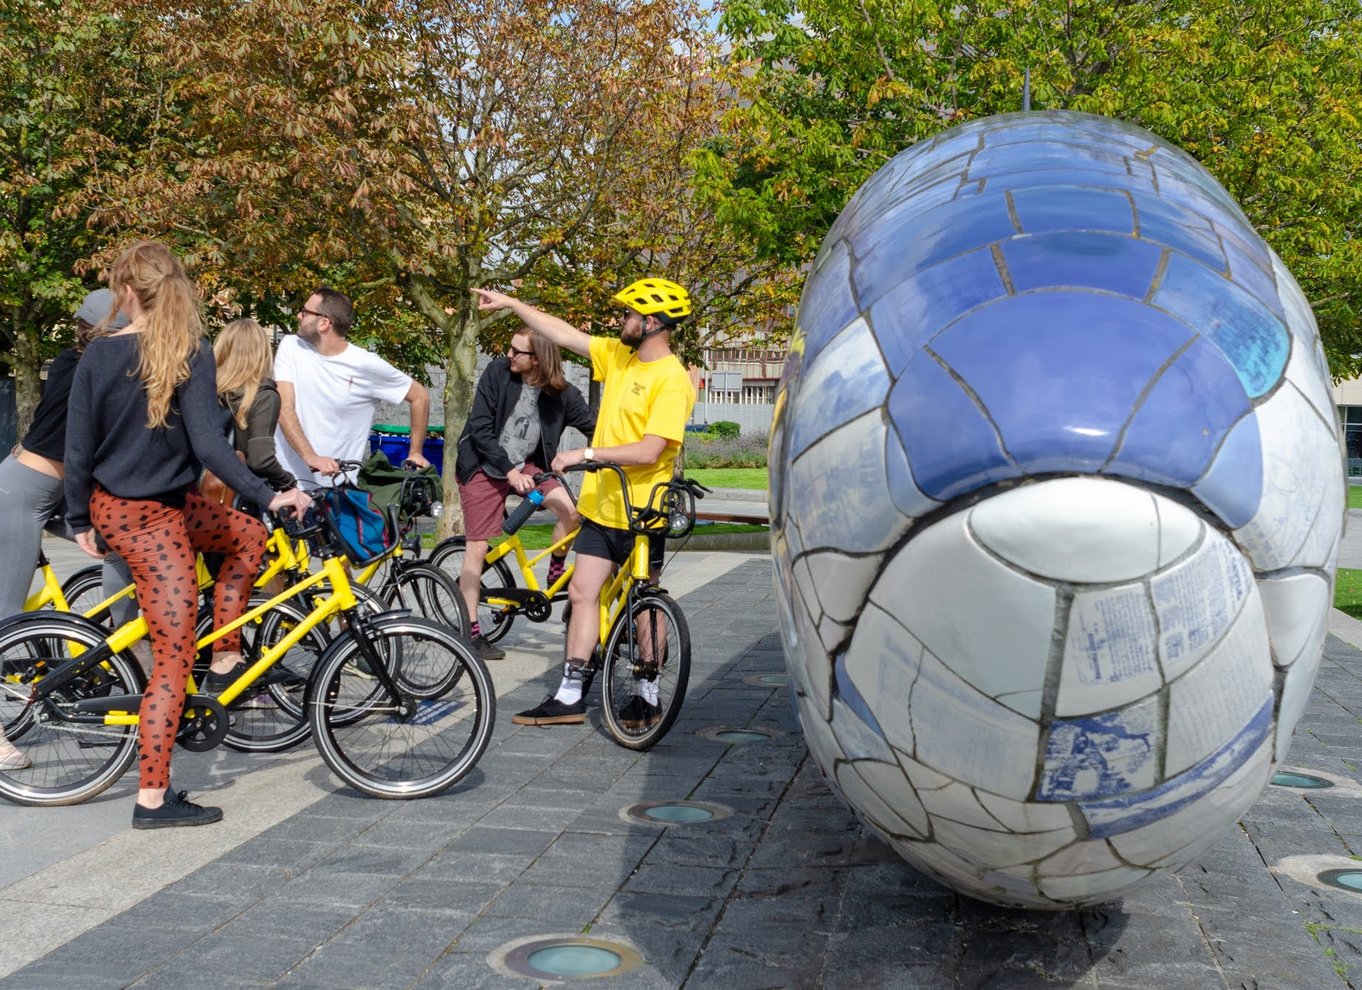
[[453, 325, 595, 661], [472, 278, 696, 727], [274, 286, 431, 485]]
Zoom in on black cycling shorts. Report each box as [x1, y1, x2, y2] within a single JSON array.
[[575, 517, 664, 571]]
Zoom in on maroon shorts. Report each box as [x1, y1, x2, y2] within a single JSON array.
[[458, 463, 559, 541]]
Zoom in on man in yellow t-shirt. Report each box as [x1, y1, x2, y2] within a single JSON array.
[[471, 278, 697, 727]]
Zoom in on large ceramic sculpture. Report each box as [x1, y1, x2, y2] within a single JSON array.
[[768, 110, 1345, 908]]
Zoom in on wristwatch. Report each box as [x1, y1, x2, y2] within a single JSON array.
[[583, 447, 595, 461]]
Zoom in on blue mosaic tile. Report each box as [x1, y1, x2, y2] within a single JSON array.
[[1132, 193, 1226, 271], [888, 355, 1020, 501], [786, 320, 890, 460], [1010, 186, 1136, 236], [930, 292, 1193, 475], [1110, 336, 1252, 488], [1191, 413, 1264, 529], [1218, 225, 1284, 321], [796, 237, 861, 354], [851, 194, 1017, 300], [1153, 254, 1289, 398], [1038, 704, 1159, 801], [867, 248, 1006, 374], [1000, 232, 1162, 298]]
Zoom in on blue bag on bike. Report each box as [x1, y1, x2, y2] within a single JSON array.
[[318, 487, 393, 565]]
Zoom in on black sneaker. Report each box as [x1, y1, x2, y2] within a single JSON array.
[[512, 695, 585, 726], [132, 789, 223, 829], [204, 660, 248, 693], [617, 695, 662, 730], [265, 662, 306, 688], [470, 635, 506, 661]]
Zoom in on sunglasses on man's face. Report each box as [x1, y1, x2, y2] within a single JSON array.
[[298, 306, 328, 320], [507, 345, 534, 358]]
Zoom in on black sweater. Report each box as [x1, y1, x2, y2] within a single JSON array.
[[65, 334, 276, 532], [455, 357, 596, 484], [21, 348, 81, 460]]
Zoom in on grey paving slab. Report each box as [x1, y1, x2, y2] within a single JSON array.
[[11, 553, 1362, 988]]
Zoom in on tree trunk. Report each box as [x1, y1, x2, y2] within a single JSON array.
[[12, 332, 43, 444], [406, 274, 481, 539]]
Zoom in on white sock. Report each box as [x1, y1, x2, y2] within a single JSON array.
[[553, 661, 586, 705], [640, 677, 660, 706]]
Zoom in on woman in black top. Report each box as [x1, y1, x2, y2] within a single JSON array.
[[0, 290, 133, 770], [63, 241, 310, 829]]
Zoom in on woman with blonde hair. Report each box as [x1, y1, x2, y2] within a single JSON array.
[[213, 318, 295, 496], [63, 241, 310, 829]]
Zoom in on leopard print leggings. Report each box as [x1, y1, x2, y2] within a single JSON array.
[[90, 487, 267, 790]]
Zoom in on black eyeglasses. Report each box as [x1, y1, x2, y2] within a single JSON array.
[[298, 306, 328, 320], [507, 345, 534, 358]]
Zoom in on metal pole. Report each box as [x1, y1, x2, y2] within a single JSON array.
[[1023, 68, 1031, 112]]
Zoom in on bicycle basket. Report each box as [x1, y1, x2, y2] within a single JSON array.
[[317, 486, 396, 565]]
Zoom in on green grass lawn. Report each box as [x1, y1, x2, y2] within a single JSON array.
[[1350, 485, 1362, 510], [1336, 568, 1362, 619], [685, 467, 768, 490]]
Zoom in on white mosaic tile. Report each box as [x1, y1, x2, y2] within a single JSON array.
[[1156, 500, 1204, 568], [969, 478, 1161, 582], [844, 604, 925, 755], [789, 409, 911, 555], [916, 781, 1012, 830], [1164, 603, 1272, 777], [1275, 646, 1324, 761], [1037, 865, 1153, 903], [835, 759, 930, 839], [1233, 383, 1345, 572], [876, 509, 1055, 719], [931, 816, 1075, 869], [909, 651, 1042, 801], [1036, 838, 1124, 877], [1256, 572, 1330, 668], [1057, 584, 1163, 716], [803, 551, 885, 625], [975, 791, 1077, 833], [829, 697, 895, 763], [787, 318, 890, 456], [1152, 531, 1255, 682]]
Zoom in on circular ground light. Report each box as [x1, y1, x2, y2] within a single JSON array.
[[1271, 771, 1335, 790], [743, 673, 788, 688], [495, 935, 643, 982], [697, 725, 783, 744], [620, 799, 733, 826], [1318, 869, 1362, 893]]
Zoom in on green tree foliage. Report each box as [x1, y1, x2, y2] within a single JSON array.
[[0, 0, 159, 430], [96, 0, 774, 533], [703, 0, 1362, 376]]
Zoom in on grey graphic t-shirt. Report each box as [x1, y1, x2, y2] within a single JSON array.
[[495, 384, 542, 475]]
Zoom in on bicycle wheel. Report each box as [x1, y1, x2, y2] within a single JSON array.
[[0, 614, 142, 807], [382, 563, 471, 636], [217, 597, 330, 753], [59, 566, 126, 629], [308, 615, 495, 799], [600, 592, 691, 751], [428, 536, 517, 643]]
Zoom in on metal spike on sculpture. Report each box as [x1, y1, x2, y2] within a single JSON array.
[[768, 110, 1345, 908]]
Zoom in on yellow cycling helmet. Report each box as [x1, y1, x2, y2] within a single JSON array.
[[612, 278, 692, 322]]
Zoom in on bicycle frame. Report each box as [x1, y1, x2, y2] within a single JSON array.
[[31, 553, 366, 728], [24, 559, 138, 623], [593, 531, 653, 654], [483, 527, 579, 598]]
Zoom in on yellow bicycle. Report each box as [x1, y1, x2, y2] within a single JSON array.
[[0, 497, 495, 806]]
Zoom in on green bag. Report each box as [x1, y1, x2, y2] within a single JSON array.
[[357, 450, 440, 522]]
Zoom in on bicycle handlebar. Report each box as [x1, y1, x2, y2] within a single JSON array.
[[549, 461, 709, 537]]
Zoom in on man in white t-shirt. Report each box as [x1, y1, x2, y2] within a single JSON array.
[[275, 287, 431, 485]]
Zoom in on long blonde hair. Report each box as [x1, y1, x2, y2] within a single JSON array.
[[106, 241, 203, 429], [214, 318, 273, 429]]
